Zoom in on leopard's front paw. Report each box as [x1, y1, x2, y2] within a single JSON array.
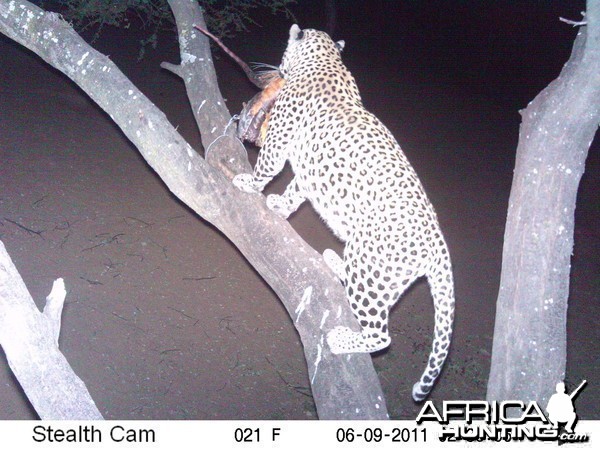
[[326, 326, 358, 354], [266, 194, 293, 219], [232, 174, 261, 194]]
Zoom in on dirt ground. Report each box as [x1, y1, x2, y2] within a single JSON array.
[[1, 2, 598, 420]]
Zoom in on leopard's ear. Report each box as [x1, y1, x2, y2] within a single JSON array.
[[290, 24, 303, 41], [336, 40, 345, 53]]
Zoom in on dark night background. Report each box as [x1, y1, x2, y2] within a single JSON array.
[[1, 0, 598, 419]]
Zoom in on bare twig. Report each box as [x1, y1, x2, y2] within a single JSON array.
[[266, 357, 312, 398], [219, 315, 236, 335], [4, 217, 45, 238], [32, 195, 48, 208], [124, 216, 153, 227], [82, 233, 125, 251], [79, 276, 103, 285], [167, 306, 199, 323], [182, 276, 216, 281], [559, 12, 587, 26]]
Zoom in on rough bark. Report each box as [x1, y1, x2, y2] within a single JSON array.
[[0, 0, 389, 419], [487, 0, 599, 409], [0, 241, 103, 419]]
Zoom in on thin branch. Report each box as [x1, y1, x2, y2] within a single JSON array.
[[559, 12, 587, 27]]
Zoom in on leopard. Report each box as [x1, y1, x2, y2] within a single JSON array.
[[232, 24, 455, 401]]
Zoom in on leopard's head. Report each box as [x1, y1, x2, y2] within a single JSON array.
[[279, 24, 345, 79]]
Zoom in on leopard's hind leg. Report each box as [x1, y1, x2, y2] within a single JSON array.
[[326, 232, 421, 354], [327, 267, 419, 354]]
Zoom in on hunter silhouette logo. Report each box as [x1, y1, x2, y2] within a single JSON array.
[[546, 380, 587, 438], [416, 379, 590, 444]]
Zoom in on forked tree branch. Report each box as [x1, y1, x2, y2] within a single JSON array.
[[0, 241, 103, 419], [0, 0, 388, 419]]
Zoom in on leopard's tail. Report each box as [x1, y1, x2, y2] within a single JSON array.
[[412, 252, 455, 402]]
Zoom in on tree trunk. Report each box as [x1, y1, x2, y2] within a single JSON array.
[[487, 1, 600, 409], [0, 0, 389, 419]]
